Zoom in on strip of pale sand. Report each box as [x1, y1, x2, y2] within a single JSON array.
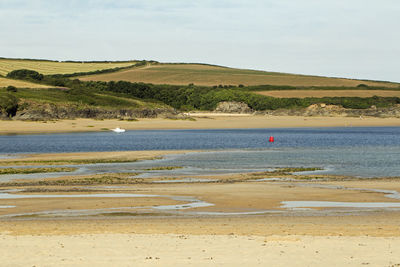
[[1, 233, 399, 266], [1, 115, 400, 135], [2, 212, 400, 236], [1, 211, 400, 265]]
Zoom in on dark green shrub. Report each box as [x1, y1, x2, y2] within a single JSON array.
[[7, 69, 44, 81], [0, 93, 19, 117]]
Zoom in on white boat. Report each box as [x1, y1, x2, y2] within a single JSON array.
[[111, 127, 126, 133]]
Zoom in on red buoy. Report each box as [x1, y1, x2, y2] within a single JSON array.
[[269, 136, 274, 142]]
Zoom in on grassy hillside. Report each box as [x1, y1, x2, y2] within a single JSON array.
[[2, 59, 400, 119], [0, 58, 137, 76], [79, 63, 399, 88], [3, 68, 400, 119], [0, 77, 52, 88], [0, 87, 167, 110]]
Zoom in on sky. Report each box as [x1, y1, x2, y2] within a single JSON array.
[[0, 0, 399, 82]]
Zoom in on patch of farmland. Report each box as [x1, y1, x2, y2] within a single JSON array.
[[255, 90, 400, 98], [79, 63, 399, 87], [0, 77, 51, 88], [0, 58, 137, 76]]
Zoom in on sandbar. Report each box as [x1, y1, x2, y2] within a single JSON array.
[[1, 115, 400, 135]]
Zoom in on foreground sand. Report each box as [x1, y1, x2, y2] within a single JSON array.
[[1, 233, 400, 266], [1, 213, 400, 266], [2, 177, 400, 266], [1, 115, 400, 134], [2, 152, 400, 266]]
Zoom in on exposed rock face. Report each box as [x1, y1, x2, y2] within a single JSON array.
[[304, 104, 346, 116], [0, 111, 9, 120], [13, 101, 177, 121], [344, 105, 400, 118], [262, 104, 400, 118], [215, 101, 252, 113], [7, 100, 400, 121]]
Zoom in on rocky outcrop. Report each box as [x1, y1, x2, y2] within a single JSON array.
[[304, 104, 346, 116], [7, 100, 400, 121], [0, 111, 9, 120], [344, 106, 400, 118], [215, 101, 252, 113], [13, 101, 177, 121], [262, 104, 400, 118]]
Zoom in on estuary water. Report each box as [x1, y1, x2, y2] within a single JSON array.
[[0, 127, 399, 178]]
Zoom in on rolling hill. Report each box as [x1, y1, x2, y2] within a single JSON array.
[[79, 63, 399, 88], [1, 58, 400, 120]]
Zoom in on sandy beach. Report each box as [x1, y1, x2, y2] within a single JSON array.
[[1, 233, 400, 266], [1, 115, 400, 135], [1, 212, 400, 266]]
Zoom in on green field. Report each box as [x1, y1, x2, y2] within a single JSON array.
[[79, 63, 399, 88], [0, 58, 137, 76]]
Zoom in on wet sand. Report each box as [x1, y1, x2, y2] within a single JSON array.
[[0, 150, 192, 165], [1, 115, 400, 135], [2, 178, 400, 217]]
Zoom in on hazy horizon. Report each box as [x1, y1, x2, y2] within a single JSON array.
[[1, 0, 399, 83]]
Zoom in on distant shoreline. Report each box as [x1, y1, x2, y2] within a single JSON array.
[[0, 115, 400, 135]]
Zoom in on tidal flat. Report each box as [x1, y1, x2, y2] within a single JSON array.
[[1, 132, 400, 266], [1, 150, 400, 219]]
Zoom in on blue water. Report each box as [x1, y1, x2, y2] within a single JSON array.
[[1, 127, 400, 153], [0, 127, 399, 178]]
